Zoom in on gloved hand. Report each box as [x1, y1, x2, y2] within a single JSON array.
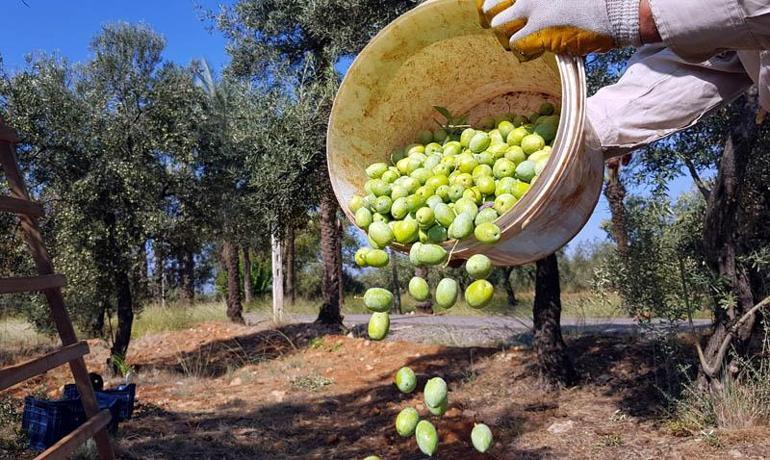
[[479, 0, 641, 60]]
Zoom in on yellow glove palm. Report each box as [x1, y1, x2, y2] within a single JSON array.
[[479, 0, 640, 60]]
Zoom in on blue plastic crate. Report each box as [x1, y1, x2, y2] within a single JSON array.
[[21, 396, 86, 451], [22, 383, 137, 450], [63, 383, 136, 422]]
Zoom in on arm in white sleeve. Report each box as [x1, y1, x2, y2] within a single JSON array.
[[587, 45, 754, 159], [648, 0, 770, 61]]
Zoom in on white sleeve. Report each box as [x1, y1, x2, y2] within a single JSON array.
[[649, 0, 770, 61], [587, 45, 753, 159]]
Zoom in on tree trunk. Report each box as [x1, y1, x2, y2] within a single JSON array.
[[223, 240, 245, 324], [90, 301, 107, 338], [179, 248, 195, 304], [316, 185, 344, 325], [390, 249, 402, 314], [533, 254, 576, 389], [133, 242, 149, 302], [414, 266, 433, 314], [604, 161, 630, 258], [501, 266, 518, 306], [153, 240, 165, 303], [699, 94, 759, 388], [242, 246, 254, 304], [285, 226, 296, 305], [110, 270, 134, 373], [336, 218, 344, 306]]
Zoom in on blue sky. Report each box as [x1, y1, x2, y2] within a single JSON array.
[[0, 0, 695, 253], [0, 0, 230, 73]]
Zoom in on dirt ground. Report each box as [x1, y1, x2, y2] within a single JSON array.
[[3, 319, 770, 459]]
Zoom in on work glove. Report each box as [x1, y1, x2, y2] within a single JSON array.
[[479, 0, 641, 60]]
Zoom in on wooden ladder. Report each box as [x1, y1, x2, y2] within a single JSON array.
[[0, 120, 115, 460]]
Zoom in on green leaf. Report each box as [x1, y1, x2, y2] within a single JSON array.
[[433, 106, 453, 120]]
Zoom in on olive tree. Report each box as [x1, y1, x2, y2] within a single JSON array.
[[211, 0, 420, 325], [587, 49, 770, 388], [195, 61, 279, 323], [0, 24, 175, 367]]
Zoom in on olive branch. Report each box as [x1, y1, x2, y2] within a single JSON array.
[[433, 106, 470, 135]]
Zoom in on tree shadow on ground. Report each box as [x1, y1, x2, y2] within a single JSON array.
[[566, 334, 696, 418], [494, 323, 699, 420], [117, 339, 552, 459], [115, 323, 699, 459], [131, 323, 342, 378]]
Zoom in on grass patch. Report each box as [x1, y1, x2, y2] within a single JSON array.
[[0, 317, 55, 365], [132, 302, 228, 339], [0, 396, 27, 455], [290, 374, 334, 392], [673, 360, 770, 431], [600, 433, 623, 447], [0, 317, 54, 349], [176, 347, 219, 379]]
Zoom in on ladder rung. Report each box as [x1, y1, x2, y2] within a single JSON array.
[[34, 409, 112, 460], [0, 274, 67, 294], [0, 196, 44, 218], [0, 125, 19, 144], [0, 341, 89, 391]]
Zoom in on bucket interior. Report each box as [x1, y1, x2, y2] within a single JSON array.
[[328, 0, 584, 259]]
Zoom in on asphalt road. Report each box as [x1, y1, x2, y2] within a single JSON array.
[[338, 313, 708, 331], [246, 312, 711, 346]]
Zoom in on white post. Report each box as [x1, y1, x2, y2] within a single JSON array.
[[271, 233, 284, 322]]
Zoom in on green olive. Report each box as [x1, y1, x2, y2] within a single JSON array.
[[521, 134, 545, 155], [493, 158, 516, 179], [366, 162, 389, 179], [507, 126, 529, 146], [469, 132, 491, 153], [460, 128, 476, 147], [475, 207, 498, 226], [475, 176, 496, 196], [465, 279, 494, 308], [355, 247, 369, 267], [368, 312, 390, 340], [393, 219, 419, 244], [365, 249, 390, 267], [409, 276, 430, 301], [505, 146, 526, 164], [474, 222, 501, 244], [495, 177, 516, 197], [355, 207, 373, 229], [539, 102, 556, 115], [416, 129, 434, 145], [494, 194, 518, 215], [472, 164, 493, 178], [515, 160, 537, 183]]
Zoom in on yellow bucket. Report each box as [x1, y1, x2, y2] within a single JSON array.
[[327, 0, 603, 265]]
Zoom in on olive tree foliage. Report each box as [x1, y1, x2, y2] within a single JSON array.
[[589, 83, 770, 324], [211, 0, 420, 76], [148, 63, 211, 303], [193, 60, 284, 322], [0, 24, 212, 364], [594, 191, 713, 321], [244, 64, 335, 236], [585, 49, 724, 320], [587, 49, 770, 387], [210, 0, 420, 323]]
